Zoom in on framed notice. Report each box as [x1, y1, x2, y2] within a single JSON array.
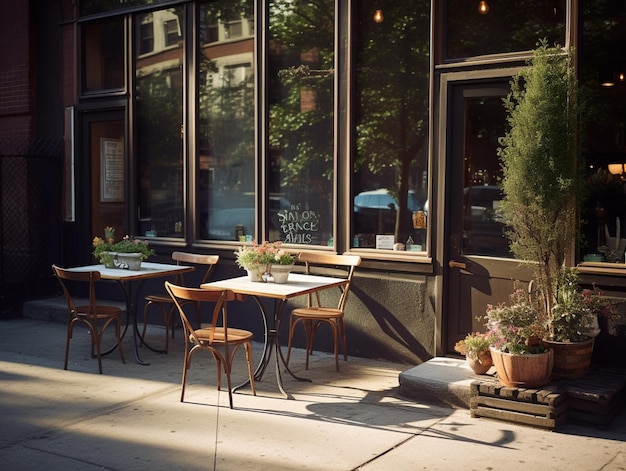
[[100, 138, 124, 202]]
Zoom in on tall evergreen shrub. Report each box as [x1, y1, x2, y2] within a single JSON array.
[[498, 40, 582, 335]]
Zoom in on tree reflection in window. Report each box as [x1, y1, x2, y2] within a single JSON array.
[[268, 0, 335, 246], [353, 1, 430, 249]]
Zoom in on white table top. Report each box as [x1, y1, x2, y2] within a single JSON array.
[[66, 262, 194, 281], [201, 273, 347, 300]]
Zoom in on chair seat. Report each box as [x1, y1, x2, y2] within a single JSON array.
[[74, 305, 122, 318], [193, 327, 254, 344], [291, 307, 343, 319]]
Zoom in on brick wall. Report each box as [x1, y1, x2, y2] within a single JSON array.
[[0, 0, 33, 140]]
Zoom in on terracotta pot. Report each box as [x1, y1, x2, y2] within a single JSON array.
[[466, 350, 493, 375], [542, 338, 594, 379], [489, 347, 553, 388]]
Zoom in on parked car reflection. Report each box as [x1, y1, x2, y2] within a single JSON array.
[[206, 196, 290, 241], [462, 185, 511, 257], [353, 188, 422, 235]]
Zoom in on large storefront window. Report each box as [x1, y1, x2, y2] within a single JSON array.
[[268, 0, 335, 246], [353, 1, 430, 252], [135, 7, 185, 238], [580, 1, 626, 262], [445, 0, 566, 60], [197, 0, 255, 241]]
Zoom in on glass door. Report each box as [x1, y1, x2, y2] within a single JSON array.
[[443, 80, 531, 353]]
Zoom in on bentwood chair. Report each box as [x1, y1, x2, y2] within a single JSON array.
[[52, 265, 126, 374], [165, 282, 256, 409], [142, 252, 219, 352], [285, 252, 361, 371]]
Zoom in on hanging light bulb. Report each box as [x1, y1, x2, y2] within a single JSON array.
[[373, 9, 384, 23], [478, 1, 489, 14]]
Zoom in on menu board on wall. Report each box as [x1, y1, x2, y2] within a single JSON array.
[[100, 138, 124, 202]]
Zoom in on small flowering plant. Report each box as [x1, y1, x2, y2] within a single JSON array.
[[93, 227, 117, 265], [485, 288, 547, 355], [548, 268, 616, 342], [234, 240, 294, 270], [454, 332, 491, 362]]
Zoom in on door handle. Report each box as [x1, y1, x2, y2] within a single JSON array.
[[448, 260, 467, 269]]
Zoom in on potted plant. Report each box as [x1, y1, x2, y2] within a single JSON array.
[[454, 332, 493, 375], [235, 240, 295, 282], [93, 228, 154, 270], [497, 40, 595, 379], [485, 288, 554, 388], [542, 268, 615, 378]]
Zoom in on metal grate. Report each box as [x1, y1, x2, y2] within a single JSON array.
[[1, 136, 63, 317]]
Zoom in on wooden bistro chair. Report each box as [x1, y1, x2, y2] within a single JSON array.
[[142, 252, 219, 352], [52, 265, 126, 374], [165, 282, 256, 409], [286, 252, 361, 372]]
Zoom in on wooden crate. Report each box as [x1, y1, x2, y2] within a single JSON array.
[[562, 366, 626, 428], [470, 381, 568, 430]]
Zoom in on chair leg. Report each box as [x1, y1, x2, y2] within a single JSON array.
[[285, 314, 297, 367], [180, 344, 191, 402], [116, 316, 126, 364], [89, 320, 103, 375], [339, 317, 348, 361], [142, 301, 171, 352], [167, 305, 177, 340], [64, 319, 75, 371], [224, 362, 234, 409], [304, 319, 315, 370], [244, 342, 257, 396], [328, 320, 340, 372]]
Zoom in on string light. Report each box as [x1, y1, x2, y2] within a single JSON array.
[[478, 1, 489, 14], [373, 9, 384, 23]]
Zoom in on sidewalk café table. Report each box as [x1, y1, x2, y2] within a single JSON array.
[[200, 273, 349, 398], [65, 262, 194, 365]]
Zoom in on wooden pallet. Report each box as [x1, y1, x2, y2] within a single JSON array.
[[470, 381, 568, 430], [562, 366, 626, 428], [470, 366, 626, 429]]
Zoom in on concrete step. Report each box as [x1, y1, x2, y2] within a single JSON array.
[[398, 357, 496, 408]]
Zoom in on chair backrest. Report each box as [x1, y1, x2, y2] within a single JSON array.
[[165, 282, 235, 345], [171, 252, 219, 285], [52, 264, 101, 317], [296, 252, 361, 311]]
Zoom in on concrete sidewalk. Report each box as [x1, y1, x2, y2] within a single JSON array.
[[1, 317, 625, 471]]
